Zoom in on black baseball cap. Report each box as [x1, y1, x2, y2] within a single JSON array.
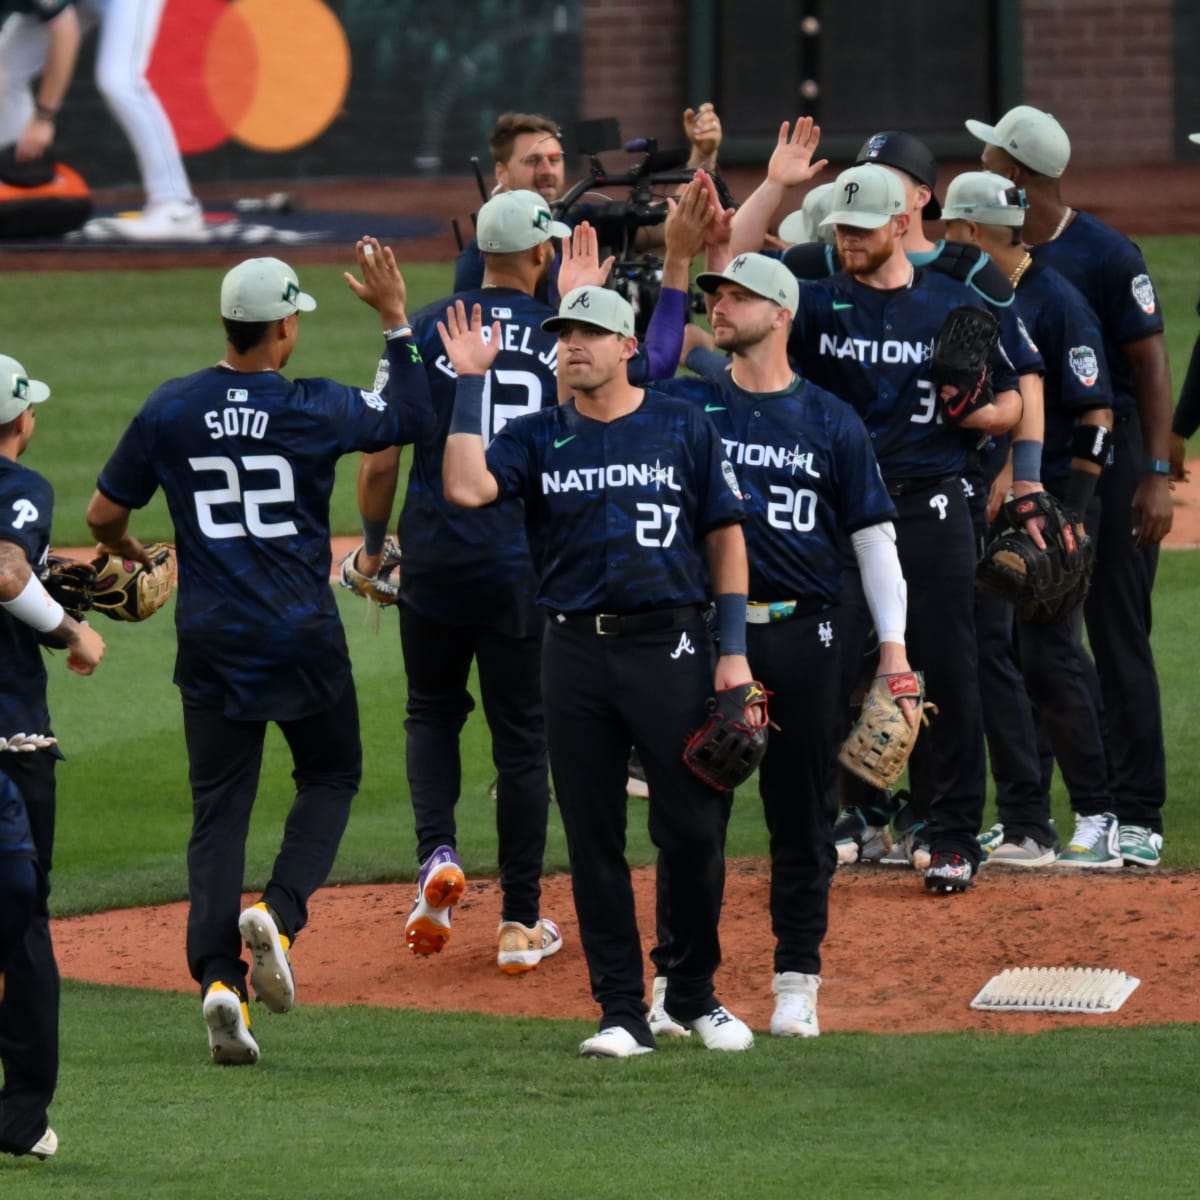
[[855, 131, 942, 220]]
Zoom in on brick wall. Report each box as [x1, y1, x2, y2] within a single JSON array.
[[577, 1, 1180, 168], [580, 0, 687, 147], [1022, 0, 1174, 164]]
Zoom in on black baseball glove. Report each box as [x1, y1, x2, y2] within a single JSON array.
[[930, 305, 1000, 422], [977, 492, 1095, 625], [682, 681, 770, 791], [41, 555, 97, 620]]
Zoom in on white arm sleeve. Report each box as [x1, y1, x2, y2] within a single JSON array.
[[850, 521, 906, 646]]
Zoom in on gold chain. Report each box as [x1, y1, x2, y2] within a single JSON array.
[[1008, 253, 1033, 288]]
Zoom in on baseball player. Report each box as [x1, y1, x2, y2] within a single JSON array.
[[942, 171, 1116, 866], [651, 252, 908, 1035], [0, 353, 105, 1159], [721, 147, 1022, 893], [966, 106, 1172, 867], [84, 247, 435, 1065], [355, 189, 571, 972], [728, 124, 1045, 870], [354, 184, 710, 971], [0, 0, 202, 238], [440, 286, 757, 1056]]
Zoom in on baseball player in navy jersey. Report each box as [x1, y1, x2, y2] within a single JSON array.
[[356, 189, 570, 974], [85, 247, 435, 1065], [967, 106, 1172, 867], [941, 171, 1117, 867], [651, 252, 909, 1035], [0, 354, 105, 1159], [441, 285, 758, 1056], [714, 157, 1022, 893], [728, 124, 1044, 869], [354, 186, 706, 972]]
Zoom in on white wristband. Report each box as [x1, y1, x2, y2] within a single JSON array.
[[1, 572, 66, 633]]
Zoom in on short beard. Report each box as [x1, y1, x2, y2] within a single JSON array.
[[840, 236, 894, 278]]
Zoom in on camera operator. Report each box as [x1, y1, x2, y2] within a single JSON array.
[[454, 104, 724, 302]]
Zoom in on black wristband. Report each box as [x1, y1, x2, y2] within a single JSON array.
[[1069, 422, 1111, 468], [1063, 466, 1099, 516]]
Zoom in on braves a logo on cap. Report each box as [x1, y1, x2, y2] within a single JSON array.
[[1130, 274, 1156, 315], [1069, 346, 1099, 388], [568, 291, 591, 310]]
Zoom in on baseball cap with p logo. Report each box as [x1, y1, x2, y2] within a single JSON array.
[[821, 164, 907, 230], [541, 286, 635, 336], [477, 189, 572, 254], [221, 257, 317, 322], [0, 354, 50, 423], [696, 251, 800, 315]]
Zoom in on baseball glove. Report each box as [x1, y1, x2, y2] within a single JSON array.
[[90, 543, 177, 621], [338, 537, 402, 606], [976, 491, 1094, 625], [682, 681, 770, 792], [930, 305, 1000, 422], [838, 671, 931, 790], [41, 555, 97, 620]]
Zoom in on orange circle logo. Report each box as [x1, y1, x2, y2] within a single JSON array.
[[148, 0, 351, 155]]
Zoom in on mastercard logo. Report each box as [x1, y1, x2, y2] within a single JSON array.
[[147, 0, 351, 155]]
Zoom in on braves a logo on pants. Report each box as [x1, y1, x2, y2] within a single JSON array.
[[670, 632, 695, 659]]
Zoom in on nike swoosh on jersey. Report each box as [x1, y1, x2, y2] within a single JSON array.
[[552, 435, 577, 448], [704, 404, 727, 412], [832, 301, 854, 310]]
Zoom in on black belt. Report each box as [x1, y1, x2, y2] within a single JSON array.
[[551, 604, 704, 637], [885, 473, 959, 498]]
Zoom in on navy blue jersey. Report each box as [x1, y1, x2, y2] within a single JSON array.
[[96, 345, 434, 722], [789, 268, 1020, 479], [0, 457, 53, 740], [1030, 211, 1163, 416], [784, 238, 1043, 376], [392, 286, 559, 631], [1015, 261, 1112, 486], [484, 390, 745, 613], [656, 369, 894, 604]]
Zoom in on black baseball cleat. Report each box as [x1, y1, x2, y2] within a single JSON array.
[[923, 852, 975, 894]]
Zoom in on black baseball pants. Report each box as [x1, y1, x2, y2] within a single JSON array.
[[400, 604, 550, 925], [182, 679, 361, 996]]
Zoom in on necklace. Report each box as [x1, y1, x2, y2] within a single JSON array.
[[1008, 253, 1032, 288], [1046, 206, 1073, 243]]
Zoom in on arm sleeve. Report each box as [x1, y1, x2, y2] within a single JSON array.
[[850, 521, 906, 645], [631, 286, 688, 384]]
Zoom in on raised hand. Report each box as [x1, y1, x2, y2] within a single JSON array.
[[766, 117, 828, 189], [558, 221, 614, 295], [436, 300, 501, 377], [684, 102, 723, 161], [345, 237, 409, 327]]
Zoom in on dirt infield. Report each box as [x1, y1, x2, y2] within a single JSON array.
[[53, 863, 1200, 1035]]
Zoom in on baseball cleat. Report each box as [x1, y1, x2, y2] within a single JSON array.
[[1057, 813, 1122, 868], [203, 982, 260, 1066], [239, 902, 295, 1013], [579, 1027, 654, 1058], [685, 1004, 754, 1051], [648, 975, 691, 1038], [29, 1128, 57, 1160], [770, 972, 821, 1037], [833, 806, 892, 865], [923, 852, 976, 893], [497, 918, 563, 974], [406, 845, 466, 956]]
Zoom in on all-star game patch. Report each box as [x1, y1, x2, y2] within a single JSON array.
[[2, 203, 440, 251]]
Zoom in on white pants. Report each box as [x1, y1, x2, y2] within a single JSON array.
[[0, 0, 193, 206]]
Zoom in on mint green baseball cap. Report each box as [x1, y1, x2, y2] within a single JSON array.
[[696, 251, 800, 314], [221, 257, 316, 321], [0, 354, 49, 422], [542, 286, 635, 336], [942, 171, 1027, 227], [821, 164, 907, 230], [965, 106, 1071, 177]]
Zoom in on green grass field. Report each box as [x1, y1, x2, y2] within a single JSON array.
[[2, 247, 1199, 1196]]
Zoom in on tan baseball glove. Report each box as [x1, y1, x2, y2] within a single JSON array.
[[90, 543, 177, 621], [837, 670, 934, 790]]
